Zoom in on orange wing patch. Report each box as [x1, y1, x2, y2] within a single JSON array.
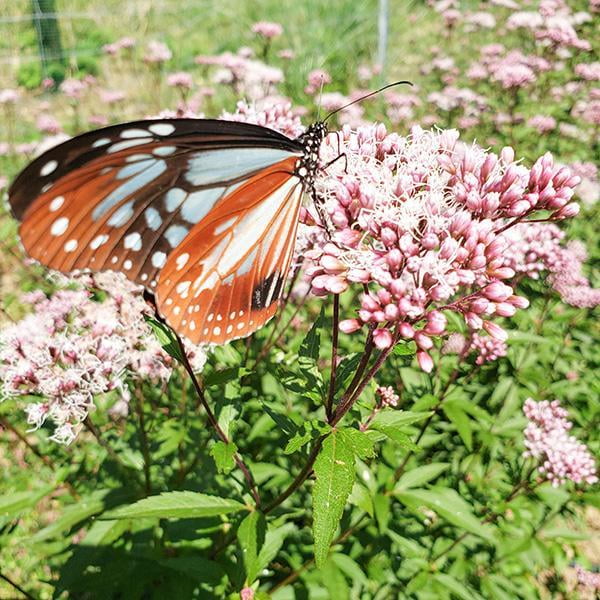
[[157, 158, 302, 345]]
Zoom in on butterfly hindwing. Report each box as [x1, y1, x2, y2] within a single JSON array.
[[157, 160, 303, 344]]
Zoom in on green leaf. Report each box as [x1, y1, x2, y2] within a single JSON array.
[[237, 511, 266, 584], [144, 315, 184, 363], [0, 484, 55, 517], [393, 340, 417, 356], [370, 409, 431, 449], [32, 490, 111, 542], [443, 401, 473, 450], [371, 409, 433, 429], [348, 482, 373, 516], [395, 487, 494, 541], [156, 556, 226, 586], [284, 420, 331, 454], [395, 463, 450, 490], [210, 441, 237, 474], [299, 306, 325, 360], [339, 427, 375, 460], [312, 431, 356, 567], [334, 353, 362, 393], [433, 573, 485, 600], [104, 491, 247, 520], [254, 522, 296, 583]]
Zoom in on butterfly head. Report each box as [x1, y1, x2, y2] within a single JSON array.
[[295, 121, 327, 190]]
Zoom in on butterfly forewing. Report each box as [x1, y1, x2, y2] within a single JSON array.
[[9, 119, 310, 344], [11, 119, 303, 281]]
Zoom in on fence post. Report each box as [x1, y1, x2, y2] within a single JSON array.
[[377, 0, 389, 78], [31, 0, 65, 79]]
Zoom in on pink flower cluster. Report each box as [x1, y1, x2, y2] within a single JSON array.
[[303, 123, 581, 371], [501, 223, 600, 308], [575, 566, 600, 590], [196, 49, 283, 101], [376, 385, 400, 408], [102, 36, 136, 55], [469, 333, 507, 365], [523, 398, 597, 487], [144, 40, 172, 64], [0, 273, 206, 444], [251, 21, 283, 39]]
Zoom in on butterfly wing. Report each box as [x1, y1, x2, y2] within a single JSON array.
[[9, 119, 306, 343], [9, 119, 304, 290], [158, 162, 303, 344]]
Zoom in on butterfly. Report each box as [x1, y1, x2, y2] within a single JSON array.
[[8, 118, 327, 345]]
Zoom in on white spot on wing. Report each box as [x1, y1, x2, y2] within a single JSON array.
[[51, 217, 69, 236], [64, 239, 78, 252], [144, 207, 162, 230], [153, 146, 177, 156], [108, 139, 150, 153], [40, 160, 58, 176], [176, 253, 189, 270], [49, 196, 65, 212], [120, 128, 152, 138], [123, 259, 133, 270], [181, 188, 224, 223], [90, 234, 109, 249], [124, 232, 142, 251], [152, 251, 166, 267], [92, 137, 111, 147], [149, 123, 175, 136], [164, 188, 186, 212], [107, 201, 135, 227], [164, 224, 188, 248]]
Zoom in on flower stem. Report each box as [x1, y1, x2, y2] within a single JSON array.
[[174, 332, 261, 507], [0, 571, 36, 600], [132, 386, 152, 496], [325, 294, 340, 421]]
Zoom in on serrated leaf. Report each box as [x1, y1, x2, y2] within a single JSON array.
[[261, 402, 299, 436], [395, 487, 494, 541], [104, 491, 247, 520], [143, 315, 184, 363], [312, 431, 356, 567], [284, 420, 331, 454], [395, 463, 450, 490], [339, 427, 375, 460], [299, 306, 325, 360], [237, 511, 266, 583], [203, 366, 250, 387], [210, 441, 237, 474]]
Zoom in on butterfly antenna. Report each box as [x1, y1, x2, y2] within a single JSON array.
[[323, 80, 413, 122], [316, 74, 325, 121]]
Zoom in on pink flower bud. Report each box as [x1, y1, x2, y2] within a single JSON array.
[[373, 328, 393, 349], [321, 254, 346, 273], [554, 203, 579, 219], [483, 282, 512, 302], [415, 331, 434, 350], [509, 295, 529, 309], [362, 294, 380, 311], [494, 302, 517, 317], [507, 200, 530, 216], [384, 303, 400, 320], [482, 321, 508, 340], [470, 297, 490, 314], [465, 312, 483, 330], [339, 319, 362, 333], [399, 322, 415, 338], [488, 266, 515, 279], [424, 310, 447, 334], [417, 351, 434, 373]]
